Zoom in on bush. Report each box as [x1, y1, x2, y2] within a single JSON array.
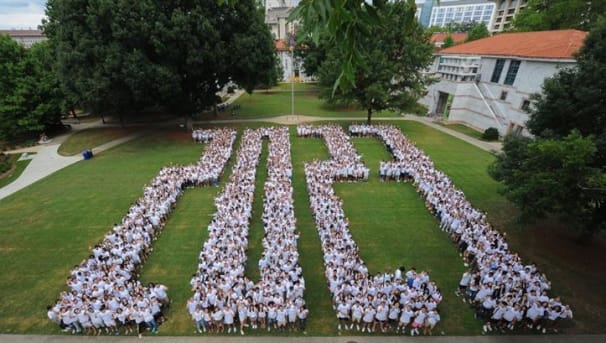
[[0, 153, 11, 174], [482, 127, 499, 141]]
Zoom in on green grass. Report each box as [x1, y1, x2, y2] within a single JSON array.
[[210, 83, 399, 120], [57, 127, 137, 156], [0, 91, 604, 336], [438, 123, 484, 140], [0, 154, 32, 189]]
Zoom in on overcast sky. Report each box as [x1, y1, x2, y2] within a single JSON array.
[[0, 0, 46, 30]]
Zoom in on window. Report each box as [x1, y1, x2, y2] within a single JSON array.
[[504, 60, 521, 85], [521, 99, 531, 112], [491, 59, 506, 83], [500, 91, 508, 101]]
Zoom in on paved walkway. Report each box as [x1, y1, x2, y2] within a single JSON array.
[[0, 334, 603, 343], [0, 122, 148, 201], [200, 114, 502, 153]]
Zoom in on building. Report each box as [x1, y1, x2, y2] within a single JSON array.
[[264, 0, 300, 40], [274, 39, 313, 82], [421, 0, 496, 29], [419, 30, 587, 136], [489, 0, 529, 33], [430, 32, 468, 49], [265, 6, 294, 40], [0, 29, 46, 48]]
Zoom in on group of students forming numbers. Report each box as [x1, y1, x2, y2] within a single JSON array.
[[299, 125, 442, 336], [47, 129, 237, 337], [47, 124, 573, 336], [187, 127, 310, 335], [349, 124, 573, 334]]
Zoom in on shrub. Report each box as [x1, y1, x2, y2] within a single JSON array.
[[0, 153, 11, 174], [482, 127, 499, 141]]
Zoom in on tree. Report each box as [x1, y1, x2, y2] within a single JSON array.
[[313, 0, 434, 124], [489, 17, 606, 238], [513, 0, 606, 32], [292, 0, 385, 90], [442, 35, 455, 48], [466, 22, 490, 42], [44, 0, 275, 125], [0, 36, 63, 141]]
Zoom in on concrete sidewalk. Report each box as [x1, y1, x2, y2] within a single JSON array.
[[0, 334, 603, 343], [0, 128, 148, 201]]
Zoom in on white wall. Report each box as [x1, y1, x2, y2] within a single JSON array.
[[421, 55, 577, 136]]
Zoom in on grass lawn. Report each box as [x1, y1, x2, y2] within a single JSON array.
[[438, 123, 485, 140], [209, 83, 400, 120], [0, 92, 604, 336], [0, 155, 31, 188], [58, 127, 137, 156]]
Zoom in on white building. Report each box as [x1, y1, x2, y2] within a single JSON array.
[[419, 29, 587, 136], [274, 39, 313, 82], [0, 29, 46, 48], [427, 0, 496, 28]]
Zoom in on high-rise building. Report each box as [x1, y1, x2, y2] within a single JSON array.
[[427, 0, 496, 29], [489, 0, 529, 33]]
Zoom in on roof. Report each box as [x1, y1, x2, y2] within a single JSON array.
[[431, 32, 468, 45], [439, 29, 588, 60], [275, 39, 289, 51], [0, 29, 44, 37]]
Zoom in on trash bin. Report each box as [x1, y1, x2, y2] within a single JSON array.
[[82, 149, 93, 160]]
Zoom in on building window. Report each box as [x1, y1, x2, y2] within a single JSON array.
[[491, 59, 506, 83], [504, 60, 521, 85], [521, 99, 531, 112], [500, 91, 508, 101]]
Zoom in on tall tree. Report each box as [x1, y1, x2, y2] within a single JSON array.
[[513, 0, 606, 32], [489, 16, 606, 239], [44, 0, 275, 125], [314, 0, 434, 124], [465, 22, 490, 42], [442, 35, 455, 48], [0, 36, 63, 141]]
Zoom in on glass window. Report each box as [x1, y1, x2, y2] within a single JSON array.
[[491, 59, 506, 83], [500, 91, 508, 101], [521, 99, 531, 112], [504, 60, 521, 85]]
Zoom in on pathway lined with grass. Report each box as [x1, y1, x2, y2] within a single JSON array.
[[0, 130, 148, 201]]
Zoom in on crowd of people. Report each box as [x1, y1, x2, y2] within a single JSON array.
[[299, 125, 441, 335], [349, 124, 572, 333], [48, 129, 237, 336], [188, 127, 308, 335]]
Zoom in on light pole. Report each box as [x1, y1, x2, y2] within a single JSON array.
[[289, 26, 296, 119]]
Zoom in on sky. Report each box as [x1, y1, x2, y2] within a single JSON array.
[[0, 0, 47, 29]]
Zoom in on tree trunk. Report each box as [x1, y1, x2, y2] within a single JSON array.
[[119, 113, 124, 128], [185, 114, 193, 131], [70, 107, 78, 119], [367, 108, 372, 125], [100, 113, 106, 124]]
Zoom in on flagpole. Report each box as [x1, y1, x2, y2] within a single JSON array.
[[290, 48, 295, 119], [290, 25, 295, 119]]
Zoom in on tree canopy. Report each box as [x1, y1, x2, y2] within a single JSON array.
[[0, 36, 63, 141], [513, 0, 606, 32], [44, 0, 275, 121], [302, 0, 434, 124], [465, 22, 490, 42], [489, 16, 606, 238]]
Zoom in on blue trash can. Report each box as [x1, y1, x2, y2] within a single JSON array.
[[82, 149, 93, 160]]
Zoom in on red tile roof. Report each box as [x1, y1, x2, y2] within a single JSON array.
[[0, 29, 44, 37], [430, 32, 468, 45], [275, 39, 289, 51], [439, 29, 588, 60]]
